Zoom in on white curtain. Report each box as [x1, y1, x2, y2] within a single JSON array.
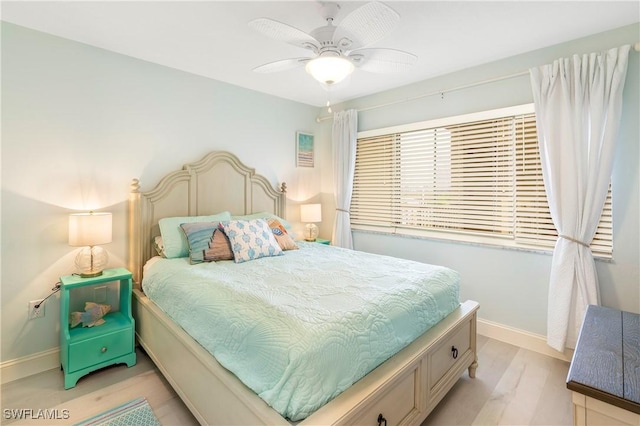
[[529, 45, 630, 351], [332, 109, 358, 249]]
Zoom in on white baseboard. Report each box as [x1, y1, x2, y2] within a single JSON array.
[[477, 318, 574, 362], [0, 319, 572, 384], [0, 347, 60, 385]]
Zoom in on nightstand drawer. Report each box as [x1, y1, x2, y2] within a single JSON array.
[[68, 328, 133, 372]]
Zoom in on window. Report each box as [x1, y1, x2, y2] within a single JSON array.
[[351, 104, 612, 257]]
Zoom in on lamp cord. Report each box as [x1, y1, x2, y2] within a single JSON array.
[[35, 283, 61, 309]]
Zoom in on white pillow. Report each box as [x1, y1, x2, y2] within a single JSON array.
[[158, 212, 231, 258], [153, 235, 165, 257]]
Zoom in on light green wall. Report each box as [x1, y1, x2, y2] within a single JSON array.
[[340, 23, 640, 336], [2, 20, 637, 364], [0, 22, 323, 362]]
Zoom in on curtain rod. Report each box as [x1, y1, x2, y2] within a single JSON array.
[[316, 42, 640, 123], [315, 70, 528, 122]]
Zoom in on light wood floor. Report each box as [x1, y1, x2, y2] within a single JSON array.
[[422, 335, 573, 426], [1, 336, 573, 425]]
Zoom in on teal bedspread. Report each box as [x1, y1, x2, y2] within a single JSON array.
[[142, 242, 460, 421]]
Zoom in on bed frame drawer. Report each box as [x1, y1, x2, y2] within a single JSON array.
[[428, 321, 471, 389], [348, 362, 421, 426]]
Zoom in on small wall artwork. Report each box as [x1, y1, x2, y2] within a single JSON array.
[[296, 132, 314, 168]]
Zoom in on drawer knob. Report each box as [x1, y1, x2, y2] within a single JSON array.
[[451, 345, 458, 359], [101, 347, 108, 353], [377, 413, 387, 426]]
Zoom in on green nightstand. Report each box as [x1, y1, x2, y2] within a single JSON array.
[[59, 267, 136, 389], [315, 238, 331, 245]]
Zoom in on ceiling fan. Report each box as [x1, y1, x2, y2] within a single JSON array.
[[248, 1, 417, 87]]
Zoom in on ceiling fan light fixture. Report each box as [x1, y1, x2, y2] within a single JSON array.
[[305, 56, 354, 85]]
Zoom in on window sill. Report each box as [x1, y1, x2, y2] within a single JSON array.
[[351, 226, 613, 262]]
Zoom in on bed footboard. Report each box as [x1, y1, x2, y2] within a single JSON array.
[[133, 288, 478, 426], [132, 288, 288, 425], [305, 300, 479, 426]]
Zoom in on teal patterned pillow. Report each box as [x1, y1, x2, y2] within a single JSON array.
[[219, 219, 283, 263]]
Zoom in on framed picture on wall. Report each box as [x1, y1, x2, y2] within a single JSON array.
[[296, 132, 314, 168]]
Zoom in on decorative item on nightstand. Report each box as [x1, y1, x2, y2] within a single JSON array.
[[301, 203, 322, 242], [68, 211, 112, 278]]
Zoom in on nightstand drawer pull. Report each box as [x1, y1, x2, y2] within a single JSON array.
[[101, 346, 108, 353], [451, 345, 458, 359]]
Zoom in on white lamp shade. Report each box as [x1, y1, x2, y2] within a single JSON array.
[[300, 204, 322, 223], [69, 212, 113, 247], [305, 56, 354, 85]]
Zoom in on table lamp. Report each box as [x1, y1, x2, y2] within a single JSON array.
[[68, 211, 112, 277], [300, 204, 322, 242]]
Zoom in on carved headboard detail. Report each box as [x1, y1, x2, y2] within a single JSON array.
[[128, 151, 286, 284]]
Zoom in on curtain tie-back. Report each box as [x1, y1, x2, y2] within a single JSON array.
[[559, 234, 590, 248], [336, 208, 350, 213]]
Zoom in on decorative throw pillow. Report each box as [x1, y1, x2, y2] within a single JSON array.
[[180, 223, 235, 264], [159, 211, 231, 258], [219, 219, 283, 263], [179, 222, 220, 264], [268, 219, 298, 251], [208, 229, 234, 261]]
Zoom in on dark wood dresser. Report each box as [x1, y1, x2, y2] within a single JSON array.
[[567, 304, 639, 425]]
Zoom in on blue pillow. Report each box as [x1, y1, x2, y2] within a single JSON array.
[[180, 222, 218, 264], [158, 212, 231, 258]]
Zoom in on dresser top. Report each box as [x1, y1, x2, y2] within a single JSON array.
[[567, 305, 640, 414]]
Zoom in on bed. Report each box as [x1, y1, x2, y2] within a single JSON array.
[[128, 151, 479, 425]]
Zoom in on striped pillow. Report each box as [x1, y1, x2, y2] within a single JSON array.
[[159, 211, 231, 258], [180, 222, 233, 264]]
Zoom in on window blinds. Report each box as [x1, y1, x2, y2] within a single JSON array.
[[352, 106, 612, 257]]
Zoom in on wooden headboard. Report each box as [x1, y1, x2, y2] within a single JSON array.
[[128, 151, 287, 284]]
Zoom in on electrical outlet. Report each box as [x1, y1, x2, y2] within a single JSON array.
[[28, 300, 45, 319]]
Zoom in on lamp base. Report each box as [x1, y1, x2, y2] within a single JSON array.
[[304, 223, 319, 241], [75, 246, 108, 278], [78, 270, 104, 278]]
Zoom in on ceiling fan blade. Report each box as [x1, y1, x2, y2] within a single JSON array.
[[253, 58, 311, 73], [333, 2, 400, 51], [349, 48, 417, 73], [249, 18, 320, 52]]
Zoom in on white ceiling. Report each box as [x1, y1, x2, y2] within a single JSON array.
[[2, 1, 638, 107]]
